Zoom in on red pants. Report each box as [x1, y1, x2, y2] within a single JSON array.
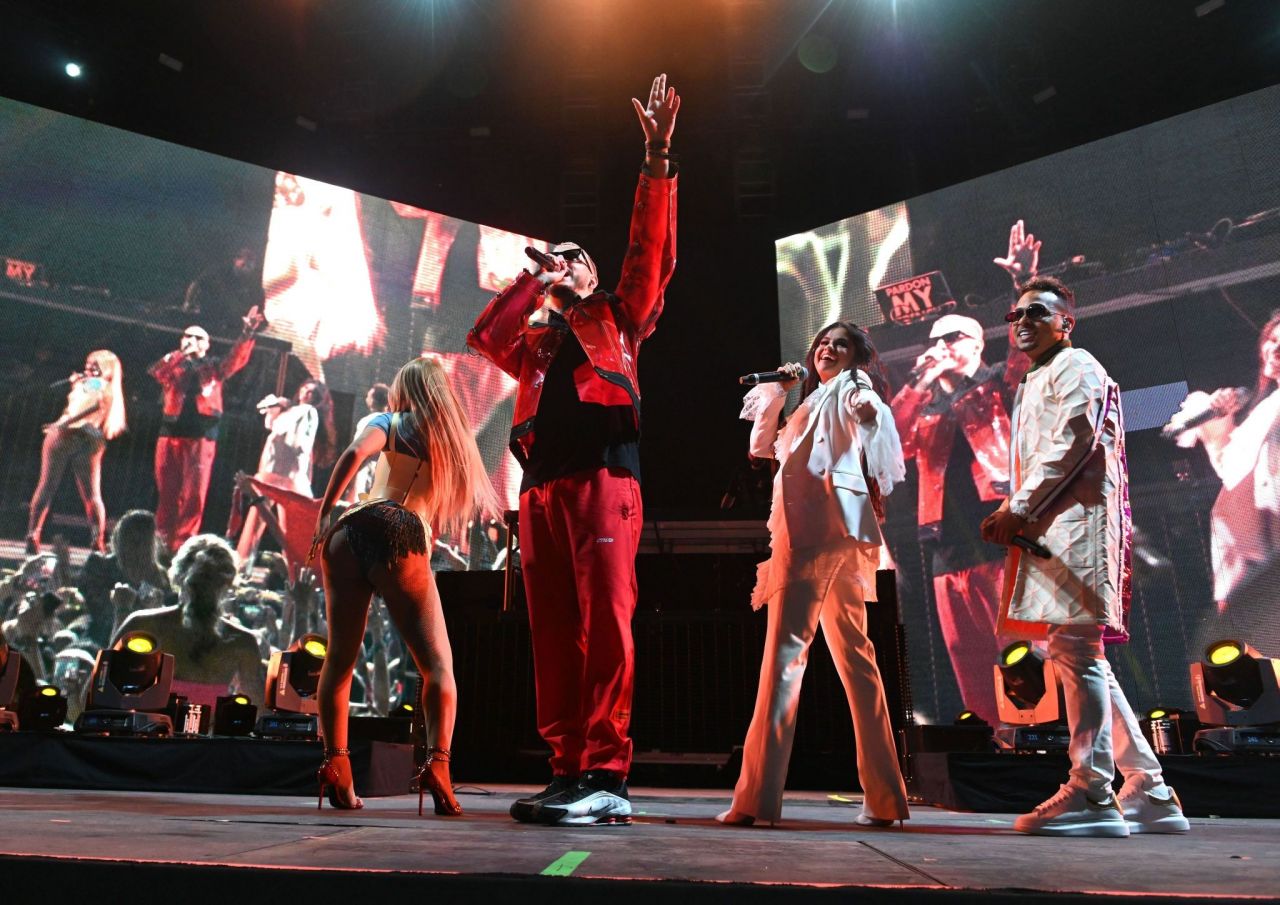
[[155, 436, 218, 552], [519, 467, 642, 777], [933, 558, 1005, 725]]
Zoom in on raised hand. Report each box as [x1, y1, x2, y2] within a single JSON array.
[[631, 73, 681, 146], [110, 582, 139, 614], [994, 220, 1041, 284], [242, 305, 267, 335]]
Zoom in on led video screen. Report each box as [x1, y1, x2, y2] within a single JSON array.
[[775, 84, 1280, 724], [0, 96, 543, 564]]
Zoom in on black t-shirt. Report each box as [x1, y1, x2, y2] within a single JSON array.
[[923, 363, 1006, 575], [520, 309, 640, 493]]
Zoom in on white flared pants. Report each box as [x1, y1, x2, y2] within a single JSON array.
[[732, 539, 909, 822]]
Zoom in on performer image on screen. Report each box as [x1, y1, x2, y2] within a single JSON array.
[[890, 220, 1037, 724], [149, 308, 264, 552], [467, 74, 678, 826], [1171, 308, 1280, 654], [77, 509, 170, 650], [345, 382, 390, 503], [113, 534, 265, 707], [980, 275, 1189, 837], [181, 246, 265, 340], [720, 322, 910, 828], [235, 379, 337, 564], [891, 314, 1013, 724], [310, 356, 498, 814], [27, 349, 127, 555]]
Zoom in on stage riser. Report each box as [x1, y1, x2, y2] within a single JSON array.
[[911, 752, 1280, 818], [0, 734, 411, 796]]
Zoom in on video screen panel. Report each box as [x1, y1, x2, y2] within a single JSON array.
[[775, 84, 1280, 723], [0, 95, 542, 563]]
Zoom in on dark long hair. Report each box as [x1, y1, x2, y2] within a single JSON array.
[[300, 380, 338, 469], [1253, 309, 1280, 414], [799, 321, 890, 400]]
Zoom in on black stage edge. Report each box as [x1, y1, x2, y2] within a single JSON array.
[[0, 732, 412, 796], [911, 752, 1280, 818], [0, 855, 1265, 905]]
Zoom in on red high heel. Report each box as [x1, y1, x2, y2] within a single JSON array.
[[413, 747, 462, 816], [317, 748, 364, 810]]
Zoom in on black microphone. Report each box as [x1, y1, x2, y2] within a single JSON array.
[[739, 366, 808, 386], [1012, 536, 1052, 560], [1160, 387, 1250, 440], [907, 351, 948, 383], [48, 373, 84, 390], [524, 246, 557, 270]]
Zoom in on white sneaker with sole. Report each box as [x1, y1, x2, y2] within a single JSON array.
[[1116, 776, 1190, 834], [1013, 784, 1129, 837], [534, 771, 633, 826]]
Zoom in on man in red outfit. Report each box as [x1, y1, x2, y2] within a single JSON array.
[[890, 221, 1037, 722], [468, 74, 679, 826], [149, 308, 264, 552]]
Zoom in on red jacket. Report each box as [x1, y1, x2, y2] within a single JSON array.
[[467, 172, 677, 461], [148, 334, 256, 424], [892, 364, 1017, 528]]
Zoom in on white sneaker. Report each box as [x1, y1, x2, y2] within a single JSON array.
[[534, 771, 633, 826], [1013, 784, 1129, 837], [1116, 776, 1190, 834]]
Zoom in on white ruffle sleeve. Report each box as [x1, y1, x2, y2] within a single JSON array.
[[846, 372, 906, 497]]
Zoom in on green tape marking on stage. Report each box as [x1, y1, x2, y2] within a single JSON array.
[[542, 850, 591, 876]]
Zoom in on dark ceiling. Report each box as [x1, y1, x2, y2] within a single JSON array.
[[3, 0, 1279, 510]]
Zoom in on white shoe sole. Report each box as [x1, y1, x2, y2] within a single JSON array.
[[1016, 819, 1129, 837], [538, 791, 633, 826], [1127, 816, 1190, 834]]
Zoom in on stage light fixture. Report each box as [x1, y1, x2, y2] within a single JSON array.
[[1, 640, 36, 731], [64, 62, 82, 78], [992, 641, 1068, 751], [257, 633, 326, 739], [264, 633, 325, 715], [213, 693, 258, 737], [954, 709, 988, 726], [1189, 639, 1280, 728], [75, 630, 175, 736], [1138, 706, 1199, 755], [993, 641, 1065, 724], [18, 684, 67, 730]]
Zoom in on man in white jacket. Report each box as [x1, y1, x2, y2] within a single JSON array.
[[981, 276, 1188, 837]]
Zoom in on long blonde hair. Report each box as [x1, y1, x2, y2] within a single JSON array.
[[389, 356, 499, 537], [86, 350, 126, 440]]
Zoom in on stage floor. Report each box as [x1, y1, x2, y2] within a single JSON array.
[[2, 784, 1277, 901]]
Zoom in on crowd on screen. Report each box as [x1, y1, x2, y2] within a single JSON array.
[[0, 516, 415, 724]]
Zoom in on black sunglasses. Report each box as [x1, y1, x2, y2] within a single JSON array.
[[1004, 303, 1056, 323], [558, 248, 583, 262], [183, 332, 207, 340], [934, 331, 970, 344]]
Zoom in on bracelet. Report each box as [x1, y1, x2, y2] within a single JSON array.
[[645, 140, 671, 151], [646, 149, 675, 160]]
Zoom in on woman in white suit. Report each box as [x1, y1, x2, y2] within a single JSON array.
[[719, 321, 910, 827]]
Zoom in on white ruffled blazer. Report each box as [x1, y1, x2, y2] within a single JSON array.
[[742, 369, 906, 552]]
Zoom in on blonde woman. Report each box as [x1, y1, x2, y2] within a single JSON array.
[[311, 356, 498, 814], [27, 350, 127, 553]]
